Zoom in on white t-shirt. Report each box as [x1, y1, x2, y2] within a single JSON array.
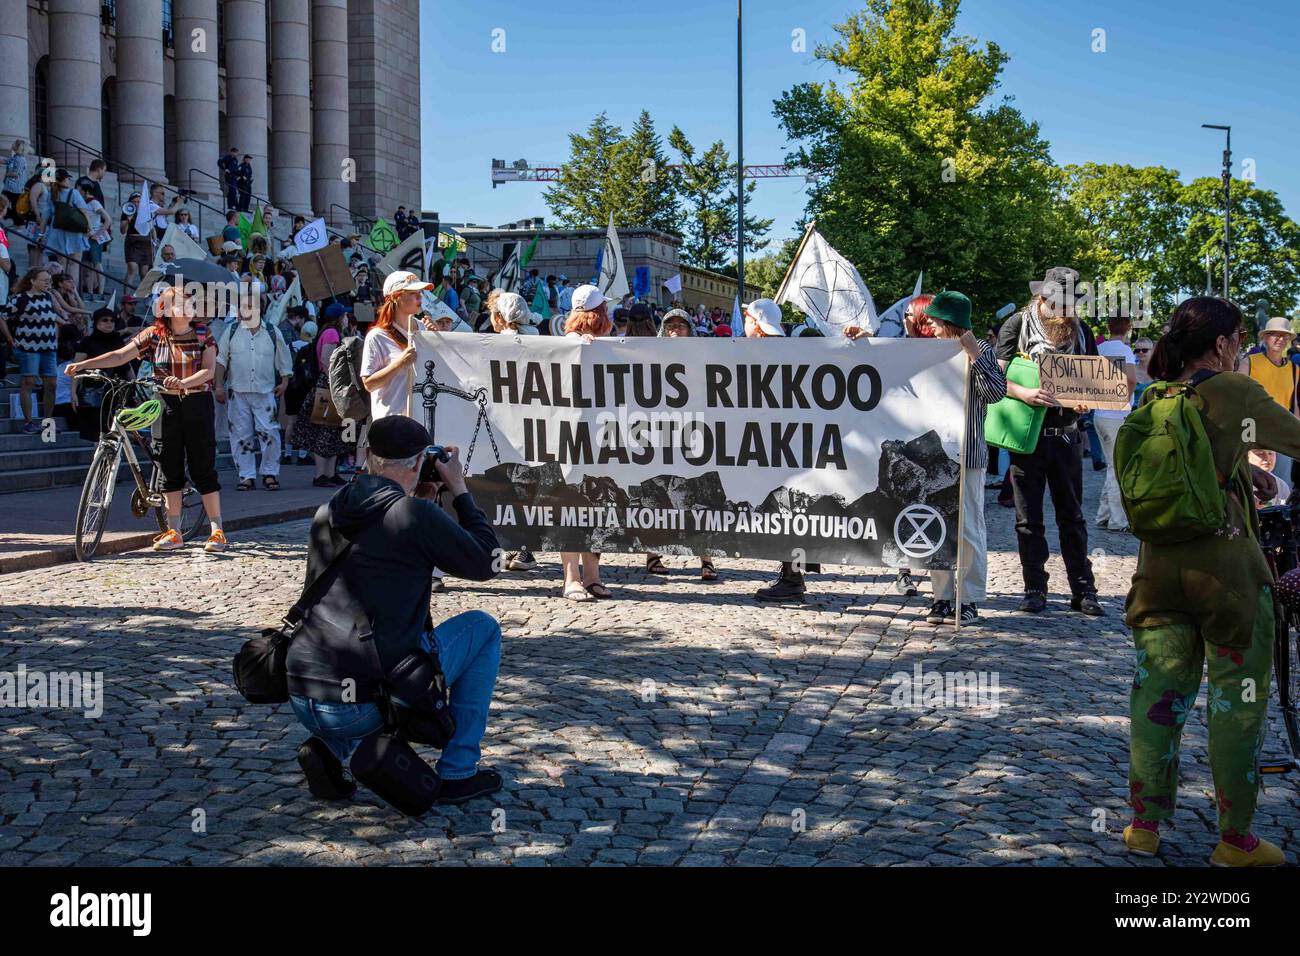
[[360, 327, 412, 422], [1096, 338, 1137, 420]]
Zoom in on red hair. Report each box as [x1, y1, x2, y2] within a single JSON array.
[[565, 304, 612, 337]]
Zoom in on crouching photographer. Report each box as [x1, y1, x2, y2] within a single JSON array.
[[285, 414, 503, 810]]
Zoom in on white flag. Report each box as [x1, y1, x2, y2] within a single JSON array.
[[663, 273, 682, 295], [494, 242, 521, 293], [105, 290, 116, 311], [134, 180, 154, 237], [294, 217, 329, 254], [875, 272, 925, 338], [597, 214, 629, 303], [774, 227, 878, 335], [152, 223, 209, 267], [731, 295, 742, 329], [375, 230, 426, 279]]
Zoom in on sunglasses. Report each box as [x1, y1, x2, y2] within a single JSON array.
[[1134, 347, 1150, 354]]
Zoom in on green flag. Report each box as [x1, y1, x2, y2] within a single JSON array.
[[531, 282, 551, 320], [520, 234, 540, 267], [369, 217, 398, 253], [238, 212, 252, 251], [250, 204, 264, 240]]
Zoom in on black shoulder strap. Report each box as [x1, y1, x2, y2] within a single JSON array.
[[1188, 369, 1219, 387], [284, 541, 354, 628]]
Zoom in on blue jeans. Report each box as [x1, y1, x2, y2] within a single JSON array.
[[1081, 412, 1106, 467], [289, 609, 501, 780]]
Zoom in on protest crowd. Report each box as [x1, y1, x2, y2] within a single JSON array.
[[1, 137, 1295, 866]]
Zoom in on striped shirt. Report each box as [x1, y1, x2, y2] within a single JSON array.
[[964, 339, 1007, 469], [6, 291, 60, 353]]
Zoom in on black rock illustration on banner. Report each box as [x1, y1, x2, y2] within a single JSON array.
[[468, 429, 961, 568]]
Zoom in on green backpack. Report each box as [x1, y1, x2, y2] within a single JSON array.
[[1114, 373, 1235, 544]]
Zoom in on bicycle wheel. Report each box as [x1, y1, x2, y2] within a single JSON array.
[[74, 440, 120, 562], [1276, 606, 1300, 766], [176, 484, 208, 542]]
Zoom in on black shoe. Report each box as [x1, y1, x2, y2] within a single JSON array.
[[926, 600, 952, 624], [755, 572, 807, 603], [297, 738, 356, 800], [895, 569, 919, 597], [430, 576, 446, 594], [437, 767, 503, 806], [312, 475, 334, 488], [1071, 593, 1104, 616], [955, 603, 980, 626], [1018, 591, 1047, 613]]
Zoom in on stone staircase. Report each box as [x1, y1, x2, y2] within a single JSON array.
[[0, 380, 234, 495]]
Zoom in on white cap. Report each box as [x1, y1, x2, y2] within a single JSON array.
[[382, 269, 433, 297], [497, 291, 530, 327], [424, 299, 459, 323], [744, 298, 785, 336], [571, 284, 610, 312]]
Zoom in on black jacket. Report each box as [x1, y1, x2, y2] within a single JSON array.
[[994, 308, 1099, 429], [285, 475, 499, 703]]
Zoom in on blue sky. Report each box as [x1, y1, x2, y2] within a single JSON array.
[[419, 0, 1299, 251]]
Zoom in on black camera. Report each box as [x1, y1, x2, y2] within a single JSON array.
[[418, 444, 451, 484]]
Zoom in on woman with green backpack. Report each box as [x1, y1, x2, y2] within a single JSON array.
[[1121, 296, 1300, 867]]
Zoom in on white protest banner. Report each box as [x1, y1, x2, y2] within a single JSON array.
[[152, 223, 209, 267], [374, 229, 426, 279], [133, 180, 154, 237], [293, 217, 329, 254], [775, 225, 878, 335], [263, 275, 302, 329], [597, 213, 629, 303], [410, 334, 967, 568], [1038, 353, 1131, 411]]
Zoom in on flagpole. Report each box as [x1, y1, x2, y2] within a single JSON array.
[[955, 355, 969, 633], [772, 220, 816, 304], [736, 0, 745, 307], [405, 315, 416, 418]]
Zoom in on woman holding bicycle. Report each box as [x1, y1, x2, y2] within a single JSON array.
[[66, 285, 227, 553], [1124, 296, 1300, 867]]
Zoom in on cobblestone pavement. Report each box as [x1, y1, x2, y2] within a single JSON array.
[[2, 467, 1297, 867]]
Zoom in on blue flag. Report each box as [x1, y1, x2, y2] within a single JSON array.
[[634, 266, 650, 299]]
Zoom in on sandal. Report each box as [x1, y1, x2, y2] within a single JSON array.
[[563, 583, 594, 602], [585, 582, 613, 599], [237, 478, 254, 491], [262, 475, 280, 491], [700, 558, 718, 581], [645, 555, 669, 575]]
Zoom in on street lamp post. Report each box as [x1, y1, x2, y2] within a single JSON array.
[[736, 0, 745, 308], [1202, 123, 1231, 300]]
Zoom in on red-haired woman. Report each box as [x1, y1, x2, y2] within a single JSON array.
[[559, 285, 615, 601], [66, 285, 227, 552]]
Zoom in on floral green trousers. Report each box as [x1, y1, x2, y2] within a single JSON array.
[[1128, 587, 1274, 838]]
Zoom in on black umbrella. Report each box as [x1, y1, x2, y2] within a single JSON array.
[[160, 258, 239, 285]]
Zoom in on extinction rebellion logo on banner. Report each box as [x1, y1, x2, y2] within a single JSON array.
[[410, 335, 966, 569]]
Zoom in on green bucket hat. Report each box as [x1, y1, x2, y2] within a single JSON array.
[[923, 290, 972, 330]]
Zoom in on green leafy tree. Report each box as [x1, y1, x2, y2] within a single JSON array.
[[610, 111, 680, 233], [669, 126, 773, 271], [773, 0, 1076, 321], [544, 113, 630, 228]]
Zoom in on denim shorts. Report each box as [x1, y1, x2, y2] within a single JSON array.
[[14, 348, 56, 377]]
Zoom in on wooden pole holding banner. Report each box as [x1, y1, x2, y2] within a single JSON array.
[[771, 220, 816, 305], [405, 314, 416, 418], [955, 354, 970, 632]]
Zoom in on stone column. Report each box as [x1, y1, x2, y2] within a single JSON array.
[[311, 0, 350, 228], [269, 0, 311, 214], [0, 0, 29, 153], [173, 0, 221, 200], [47, 0, 102, 166], [223, 0, 269, 203], [114, 0, 166, 181]]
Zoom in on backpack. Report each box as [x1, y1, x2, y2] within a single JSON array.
[[1114, 371, 1240, 545], [328, 334, 370, 422], [12, 174, 38, 223], [291, 339, 318, 393]]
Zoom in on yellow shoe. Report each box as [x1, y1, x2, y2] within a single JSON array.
[[204, 528, 228, 553], [1123, 825, 1160, 857], [1210, 837, 1285, 867], [152, 529, 185, 551]]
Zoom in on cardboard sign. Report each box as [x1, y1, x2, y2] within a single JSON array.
[[291, 245, 356, 302], [1038, 353, 1131, 411], [353, 302, 375, 326]]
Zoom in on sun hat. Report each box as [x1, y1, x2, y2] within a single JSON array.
[[382, 270, 433, 297], [922, 290, 973, 330]]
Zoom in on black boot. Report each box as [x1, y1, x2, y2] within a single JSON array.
[[437, 767, 504, 805], [298, 738, 356, 800], [755, 568, 807, 603]]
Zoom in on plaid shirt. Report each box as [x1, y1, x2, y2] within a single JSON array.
[[131, 325, 215, 392]]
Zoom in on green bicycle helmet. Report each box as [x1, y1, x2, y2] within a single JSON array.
[[116, 398, 163, 432]]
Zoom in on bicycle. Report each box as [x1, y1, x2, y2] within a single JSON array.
[[72, 372, 207, 561], [1254, 502, 1300, 774]]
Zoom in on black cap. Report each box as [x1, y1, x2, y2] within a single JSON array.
[[367, 416, 432, 460], [1031, 266, 1084, 304]]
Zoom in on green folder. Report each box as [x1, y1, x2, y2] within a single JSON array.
[[985, 355, 1046, 454]]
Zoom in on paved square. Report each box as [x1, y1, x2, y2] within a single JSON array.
[[1, 468, 1297, 866]]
